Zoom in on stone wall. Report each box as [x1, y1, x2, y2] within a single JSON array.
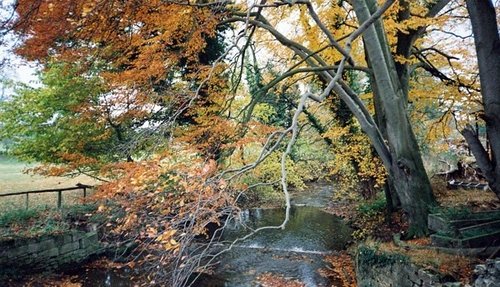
[[473, 258, 500, 287], [355, 246, 465, 287], [356, 246, 500, 287], [0, 228, 102, 276]]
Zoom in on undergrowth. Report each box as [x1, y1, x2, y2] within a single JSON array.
[[349, 192, 407, 241], [0, 203, 102, 239], [430, 205, 472, 220], [374, 240, 477, 283], [357, 244, 409, 270]]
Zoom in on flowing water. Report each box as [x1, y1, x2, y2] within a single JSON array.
[[193, 182, 352, 286], [70, 182, 352, 286], [196, 206, 352, 286]]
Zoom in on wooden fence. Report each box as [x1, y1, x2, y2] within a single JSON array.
[[0, 183, 93, 209]]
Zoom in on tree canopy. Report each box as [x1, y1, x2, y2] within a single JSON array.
[[1, 0, 498, 284]]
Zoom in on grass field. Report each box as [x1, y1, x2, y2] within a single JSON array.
[[0, 155, 98, 210]]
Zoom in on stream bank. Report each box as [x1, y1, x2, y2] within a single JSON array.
[[4, 182, 353, 286]]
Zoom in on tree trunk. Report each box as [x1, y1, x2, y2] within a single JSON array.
[[353, 0, 436, 236], [463, 0, 500, 199]]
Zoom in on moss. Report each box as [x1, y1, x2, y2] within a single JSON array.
[[356, 193, 386, 216], [357, 245, 409, 272], [0, 203, 102, 239], [63, 203, 102, 223], [430, 206, 472, 220], [0, 207, 41, 227]]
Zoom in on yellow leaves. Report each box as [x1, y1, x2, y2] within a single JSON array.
[[323, 125, 350, 141], [121, 213, 138, 230], [156, 229, 176, 242], [164, 238, 180, 251], [81, 3, 94, 17], [97, 204, 106, 212], [154, 229, 181, 252], [323, 122, 387, 200], [238, 151, 307, 191], [253, 103, 276, 123], [394, 54, 419, 65]]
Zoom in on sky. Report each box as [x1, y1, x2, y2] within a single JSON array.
[[0, 0, 494, 100], [0, 0, 40, 98]]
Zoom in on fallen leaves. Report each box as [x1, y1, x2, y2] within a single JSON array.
[[320, 252, 357, 287], [256, 273, 305, 287]]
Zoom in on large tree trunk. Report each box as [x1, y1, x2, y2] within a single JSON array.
[[463, 0, 500, 199], [229, 0, 438, 236], [353, 0, 436, 236]]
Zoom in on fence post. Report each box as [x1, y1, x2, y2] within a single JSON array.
[[57, 190, 62, 208], [25, 193, 29, 209]]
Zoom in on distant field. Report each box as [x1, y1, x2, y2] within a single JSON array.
[[0, 155, 98, 209]]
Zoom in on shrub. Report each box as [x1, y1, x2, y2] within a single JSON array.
[[430, 206, 471, 220], [0, 207, 41, 227], [357, 192, 386, 216], [357, 245, 409, 271]]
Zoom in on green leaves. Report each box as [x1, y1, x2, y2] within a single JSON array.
[[0, 61, 110, 167]]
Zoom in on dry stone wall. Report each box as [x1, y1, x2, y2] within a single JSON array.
[[355, 246, 500, 287], [0, 229, 102, 276], [474, 259, 500, 287]]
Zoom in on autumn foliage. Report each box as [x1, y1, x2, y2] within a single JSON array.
[[1, 0, 497, 285]]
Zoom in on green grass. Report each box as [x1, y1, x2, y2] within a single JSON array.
[[0, 154, 34, 182], [0, 155, 98, 209], [0, 154, 97, 193], [357, 192, 387, 216], [0, 207, 40, 227], [0, 203, 103, 239]]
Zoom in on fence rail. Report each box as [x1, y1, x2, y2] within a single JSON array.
[[0, 183, 93, 209]]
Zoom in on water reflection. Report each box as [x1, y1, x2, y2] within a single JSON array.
[[223, 206, 352, 252], [69, 266, 133, 287], [70, 183, 351, 287], [202, 206, 352, 286]]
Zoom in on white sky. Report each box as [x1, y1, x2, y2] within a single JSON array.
[[0, 0, 39, 97], [0, 0, 494, 99]]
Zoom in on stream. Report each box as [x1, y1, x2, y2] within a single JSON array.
[[72, 182, 352, 286]]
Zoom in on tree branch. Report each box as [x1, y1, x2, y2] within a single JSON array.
[[461, 125, 494, 182]]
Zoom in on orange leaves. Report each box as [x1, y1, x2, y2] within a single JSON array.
[[178, 115, 238, 159], [27, 153, 101, 177], [156, 229, 180, 252], [201, 159, 218, 177], [15, 0, 76, 60], [256, 273, 305, 287], [94, 150, 231, 254], [320, 252, 357, 287], [120, 213, 138, 231], [60, 153, 100, 166], [14, 0, 224, 90]]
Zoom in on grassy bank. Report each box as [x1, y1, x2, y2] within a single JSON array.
[[0, 155, 98, 209]]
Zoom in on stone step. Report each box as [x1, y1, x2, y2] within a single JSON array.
[[458, 219, 500, 238], [428, 210, 500, 234], [447, 180, 488, 190], [431, 230, 500, 248]]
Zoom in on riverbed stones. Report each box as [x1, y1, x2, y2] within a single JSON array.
[[474, 259, 500, 287]]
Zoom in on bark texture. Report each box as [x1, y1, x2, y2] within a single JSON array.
[[463, 0, 500, 199], [353, 0, 436, 236]]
